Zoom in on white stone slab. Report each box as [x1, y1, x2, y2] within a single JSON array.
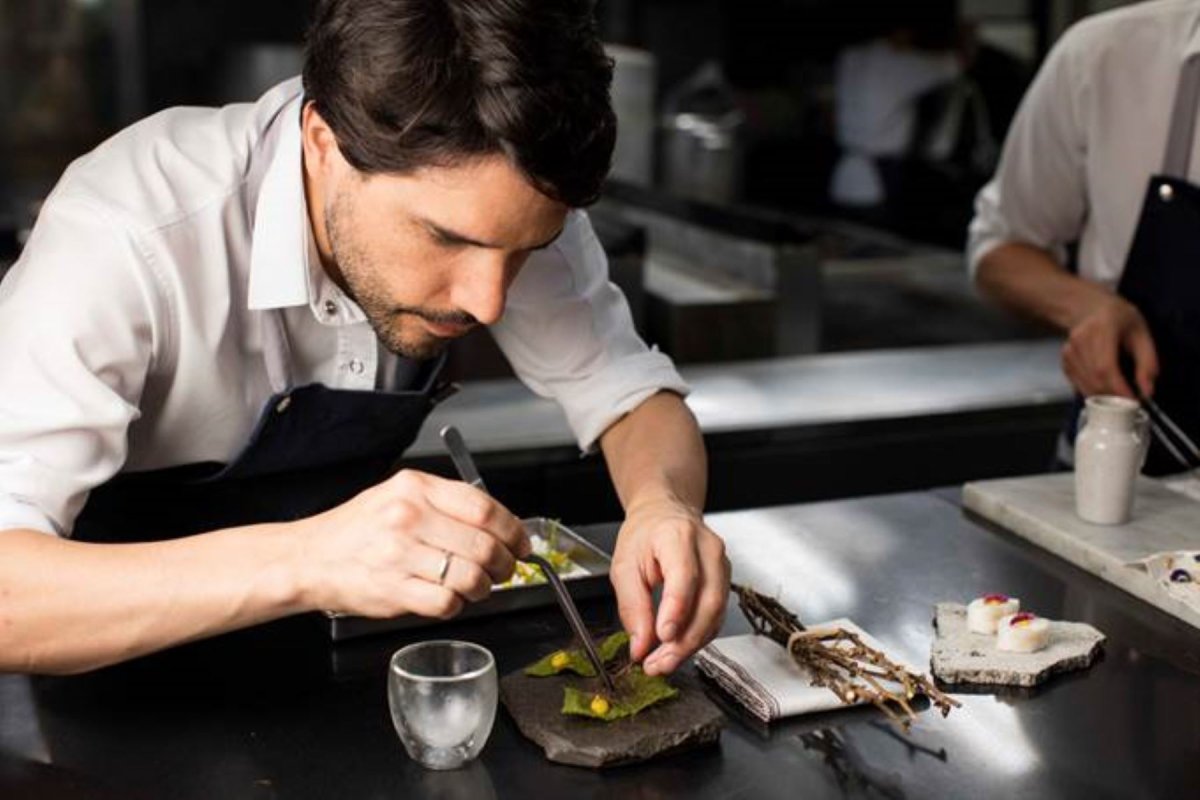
[[963, 473, 1200, 630], [931, 603, 1104, 687]]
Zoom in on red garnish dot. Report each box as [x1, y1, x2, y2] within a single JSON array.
[[1010, 612, 1036, 627], [983, 594, 1010, 605]]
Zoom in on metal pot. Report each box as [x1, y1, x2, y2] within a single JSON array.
[[661, 109, 744, 205]]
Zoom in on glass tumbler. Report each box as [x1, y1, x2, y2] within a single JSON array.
[[388, 640, 498, 770]]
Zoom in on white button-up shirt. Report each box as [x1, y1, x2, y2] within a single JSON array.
[[968, 0, 1200, 285], [0, 78, 687, 536], [831, 38, 959, 206]]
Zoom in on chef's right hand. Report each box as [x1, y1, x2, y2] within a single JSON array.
[[294, 469, 530, 620], [1061, 295, 1159, 399]]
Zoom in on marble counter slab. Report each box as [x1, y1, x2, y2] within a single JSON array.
[[963, 473, 1200, 630]]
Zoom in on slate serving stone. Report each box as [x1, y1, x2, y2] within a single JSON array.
[[931, 603, 1105, 687], [500, 667, 724, 768]]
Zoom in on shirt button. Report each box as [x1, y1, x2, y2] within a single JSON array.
[[347, 359, 365, 375], [275, 395, 292, 414], [1160, 183, 1175, 202], [324, 299, 338, 317]]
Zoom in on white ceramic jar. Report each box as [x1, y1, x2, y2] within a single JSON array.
[[1074, 396, 1150, 525]]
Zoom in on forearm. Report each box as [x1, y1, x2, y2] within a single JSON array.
[[976, 242, 1118, 331], [600, 392, 727, 672], [0, 524, 308, 675], [599, 392, 706, 514]]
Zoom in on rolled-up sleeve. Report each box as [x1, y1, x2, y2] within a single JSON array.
[[0, 194, 162, 535], [491, 211, 689, 452], [967, 29, 1089, 278]]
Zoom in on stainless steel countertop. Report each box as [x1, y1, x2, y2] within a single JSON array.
[[3, 488, 1195, 798], [410, 340, 1071, 455]]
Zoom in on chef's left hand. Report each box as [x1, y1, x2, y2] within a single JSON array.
[[609, 496, 730, 676]]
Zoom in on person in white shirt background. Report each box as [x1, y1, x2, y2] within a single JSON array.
[[830, 9, 960, 209], [970, 0, 1200, 475], [830, 0, 998, 247], [0, 0, 730, 675]]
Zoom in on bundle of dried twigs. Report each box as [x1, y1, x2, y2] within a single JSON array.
[[733, 584, 959, 731]]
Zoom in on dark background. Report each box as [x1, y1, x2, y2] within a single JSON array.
[[0, 0, 1122, 258]]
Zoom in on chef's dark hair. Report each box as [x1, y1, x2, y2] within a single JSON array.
[[303, 0, 616, 207]]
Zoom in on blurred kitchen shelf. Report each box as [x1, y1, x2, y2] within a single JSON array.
[[405, 340, 1073, 522], [820, 250, 1049, 352], [599, 180, 1047, 362]]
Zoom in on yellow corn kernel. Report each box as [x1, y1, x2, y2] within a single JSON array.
[[550, 652, 570, 670], [590, 695, 610, 716]]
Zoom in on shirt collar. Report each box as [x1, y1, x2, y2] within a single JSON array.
[[304, 225, 367, 325], [247, 87, 311, 311], [245, 85, 368, 325]]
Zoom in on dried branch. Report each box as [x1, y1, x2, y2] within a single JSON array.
[[733, 584, 959, 732]]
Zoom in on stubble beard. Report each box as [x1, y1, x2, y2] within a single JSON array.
[[324, 189, 466, 361]]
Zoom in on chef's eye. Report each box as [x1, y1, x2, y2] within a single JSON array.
[[431, 231, 468, 250]]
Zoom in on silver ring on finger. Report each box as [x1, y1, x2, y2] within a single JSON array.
[[436, 551, 453, 585]]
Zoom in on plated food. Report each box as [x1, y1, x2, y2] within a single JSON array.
[[524, 631, 679, 722], [1142, 550, 1200, 615], [996, 612, 1050, 653], [931, 602, 1106, 687], [966, 593, 1020, 634], [498, 519, 591, 589], [966, 593, 1047, 653]]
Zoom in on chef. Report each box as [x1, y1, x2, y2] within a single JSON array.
[[0, 0, 730, 675], [970, 0, 1200, 475]]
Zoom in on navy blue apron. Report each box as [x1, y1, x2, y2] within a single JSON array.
[[73, 309, 451, 542], [52, 309, 452, 691], [1064, 55, 1200, 477]]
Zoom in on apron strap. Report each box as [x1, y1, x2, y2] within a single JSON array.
[[261, 310, 294, 394], [1162, 54, 1200, 178]]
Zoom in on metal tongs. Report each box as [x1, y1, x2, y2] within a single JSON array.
[[1118, 356, 1200, 473], [1134, 387, 1200, 473], [440, 425, 617, 694]]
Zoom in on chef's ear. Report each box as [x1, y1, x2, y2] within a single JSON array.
[[301, 101, 348, 177]]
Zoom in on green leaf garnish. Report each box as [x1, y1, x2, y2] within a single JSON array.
[[562, 667, 679, 721], [598, 630, 630, 662], [524, 632, 630, 677]]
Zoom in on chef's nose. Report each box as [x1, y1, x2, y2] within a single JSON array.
[[451, 251, 512, 326]]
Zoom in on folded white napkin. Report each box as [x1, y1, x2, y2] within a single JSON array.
[[694, 618, 913, 723]]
